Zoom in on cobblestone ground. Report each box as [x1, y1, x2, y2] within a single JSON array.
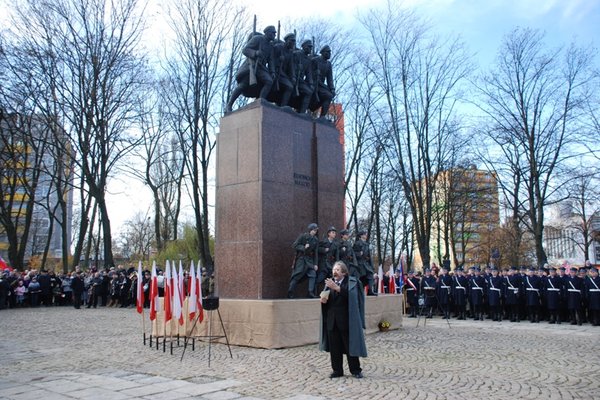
[[0, 307, 598, 400]]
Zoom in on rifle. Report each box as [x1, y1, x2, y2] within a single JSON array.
[[249, 15, 258, 86], [312, 36, 320, 103]]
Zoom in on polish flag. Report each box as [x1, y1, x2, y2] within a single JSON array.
[[378, 265, 385, 294], [164, 261, 172, 322], [388, 265, 396, 294], [136, 261, 144, 313], [177, 261, 185, 325], [149, 261, 159, 321], [188, 261, 204, 322], [172, 262, 183, 325]]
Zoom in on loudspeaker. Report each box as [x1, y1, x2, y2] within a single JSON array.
[[203, 296, 219, 310]]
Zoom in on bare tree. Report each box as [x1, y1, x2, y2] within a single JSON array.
[[128, 89, 183, 252], [119, 211, 154, 261], [8, 0, 149, 269], [476, 28, 597, 267], [360, 2, 471, 269], [564, 167, 600, 262], [161, 0, 246, 271]]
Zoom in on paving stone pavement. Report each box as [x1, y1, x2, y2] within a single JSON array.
[[0, 307, 598, 399]]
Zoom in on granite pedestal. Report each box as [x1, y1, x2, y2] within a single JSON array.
[[215, 100, 344, 300]]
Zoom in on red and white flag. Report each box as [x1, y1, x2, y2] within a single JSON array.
[[177, 261, 185, 325], [189, 261, 205, 323], [149, 261, 159, 321], [136, 261, 144, 313], [164, 261, 172, 322], [172, 262, 183, 325], [388, 265, 396, 294], [378, 265, 385, 294]]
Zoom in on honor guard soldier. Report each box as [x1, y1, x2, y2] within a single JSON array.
[[452, 267, 469, 320], [487, 267, 503, 321], [544, 267, 563, 324], [565, 267, 584, 325], [584, 266, 600, 326], [288, 223, 320, 299], [338, 230, 358, 277], [436, 266, 452, 319], [353, 230, 375, 296], [405, 271, 420, 317], [316, 227, 339, 290], [524, 267, 542, 322], [420, 268, 437, 318], [469, 266, 486, 321]]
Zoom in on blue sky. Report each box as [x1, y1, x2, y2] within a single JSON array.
[[244, 0, 600, 68]]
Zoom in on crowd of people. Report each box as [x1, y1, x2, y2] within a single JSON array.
[[0, 265, 215, 311], [394, 263, 600, 326]]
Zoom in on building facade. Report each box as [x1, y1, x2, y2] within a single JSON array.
[[413, 165, 500, 270], [0, 111, 73, 266]]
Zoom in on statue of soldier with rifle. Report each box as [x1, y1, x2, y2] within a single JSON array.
[[310, 45, 336, 117], [225, 24, 277, 113], [290, 39, 315, 114]]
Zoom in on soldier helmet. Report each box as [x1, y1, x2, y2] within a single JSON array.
[[301, 39, 313, 48], [264, 25, 276, 34], [339, 229, 350, 236], [424, 268, 431, 273], [307, 223, 318, 231], [408, 270, 415, 274], [327, 226, 337, 233], [320, 45, 331, 53], [283, 33, 295, 41], [570, 267, 578, 272], [357, 229, 367, 237]]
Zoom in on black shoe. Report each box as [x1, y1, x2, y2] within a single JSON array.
[[330, 372, 343, 378], [307, 293, 318, 299], [287, 292, 294, 299], [352, 372, 364, 379]]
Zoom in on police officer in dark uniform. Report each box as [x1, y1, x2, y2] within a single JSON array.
[[436, 265, 452, 319], [288, 223, 320, 298], [544, 267, 563, 324], [317, 226, 339, 291], [420, 268, 437, 318], [487, 267, 503, 321], [469, 266, 486, 321], [524, 267, 542, 322], [503, 267, 522, 322], [452, 267, 469, 320], [584, 266, 600, 326], [564, 267, 584, 325], [353, 230, 375, 296], [405, 270, 420, 317], [557, 266, 568, 323]]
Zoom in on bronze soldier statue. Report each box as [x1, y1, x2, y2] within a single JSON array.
[[225, 25, 277, 113], [291, 39, 315, 114], [310, 45, 335, 117], [271, 33, 297, 107]]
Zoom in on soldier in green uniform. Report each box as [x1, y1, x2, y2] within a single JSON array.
[[353, 230, 375, 296], [288, 223, 319, 298]]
